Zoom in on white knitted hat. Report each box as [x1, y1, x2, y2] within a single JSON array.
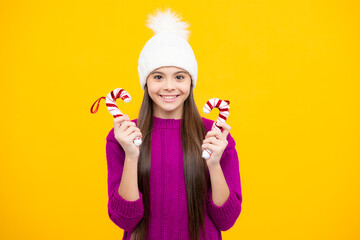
[[137, 8, 198, 90]]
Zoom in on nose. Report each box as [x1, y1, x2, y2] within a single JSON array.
[[164, 78, 175, 90]]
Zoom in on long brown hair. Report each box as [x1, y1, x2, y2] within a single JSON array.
[[131, 82, 209, 240]]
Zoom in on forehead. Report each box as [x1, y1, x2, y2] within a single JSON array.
[[150, 66, 189, 74]]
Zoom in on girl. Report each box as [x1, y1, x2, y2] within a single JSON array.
[[105, 8, 242, 240]]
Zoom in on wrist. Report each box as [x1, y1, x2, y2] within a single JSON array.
[[125, 154, 139, 163], [208, 163, 221, 172]]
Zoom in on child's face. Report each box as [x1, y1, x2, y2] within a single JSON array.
[[146, 66, 191, 119]]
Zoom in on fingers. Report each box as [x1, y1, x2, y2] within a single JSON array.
[[201, 142, 214, 151], [119, 121, 136, 132], [113, 115, 141, 138], [123, 125, 140, 137], [217, 121, 231, 136], [113, 115, 136, 131], [202, 134, 228, 150], [206, 129, 226, 140], [206, 130, 221, 139], [209, 121, 231, 139], [113, 115, 130, 129], [201, 142, 221, 153], [202, 136, 222, 145], [127, 130, 143, 142]]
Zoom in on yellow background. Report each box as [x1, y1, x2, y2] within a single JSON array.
[[1, 0, 359, 239]]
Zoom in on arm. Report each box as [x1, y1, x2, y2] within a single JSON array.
[[208, 164, 230, 207], [206, 133, 243, 231], [106, 131, 144, 232], [118, 156, 140, 201]]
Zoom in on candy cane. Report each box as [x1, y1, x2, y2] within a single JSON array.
[[202, 98, 230, 159], [90, 88, 142, 146]]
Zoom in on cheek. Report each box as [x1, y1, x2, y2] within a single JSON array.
[[178, 80, 190, 91], [180, 85, 190, 96], [147, 85, 160, 95], [147, 88, 158, 101], [183, 79, 191, 93]]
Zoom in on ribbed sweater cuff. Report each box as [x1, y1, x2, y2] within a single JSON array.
[[109, 188, 144, 218], [207, 190, 240, 220]]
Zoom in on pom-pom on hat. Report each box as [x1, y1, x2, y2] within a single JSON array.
[[137, 8, 198, 90]]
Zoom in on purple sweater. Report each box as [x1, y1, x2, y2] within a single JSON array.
[[105, 116, 242, 240]]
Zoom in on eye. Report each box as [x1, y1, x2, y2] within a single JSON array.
[[154, 75, 163, 80], [176, 75, 185, 80]]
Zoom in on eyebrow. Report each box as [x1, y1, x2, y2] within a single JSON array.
[[150, 71, 187, 75]]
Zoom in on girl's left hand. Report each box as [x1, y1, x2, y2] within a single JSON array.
[[202, 121, 231, 168]]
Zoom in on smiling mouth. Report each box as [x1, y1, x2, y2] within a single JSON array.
[[160, 95, 179, 100]]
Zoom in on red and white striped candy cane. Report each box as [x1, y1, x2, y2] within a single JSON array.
[[202, 98, 230, 159], [90, 88, 142, 146]]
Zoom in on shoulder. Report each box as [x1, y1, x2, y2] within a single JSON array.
[[201, 117, 215, 132], [201, 117, 236, 150], [106, 118, 138, 143]]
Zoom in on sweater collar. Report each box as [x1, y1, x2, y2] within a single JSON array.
[[152, 116, 183, 129]]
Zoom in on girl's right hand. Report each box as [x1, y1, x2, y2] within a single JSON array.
[[113, 115, 143, 160]]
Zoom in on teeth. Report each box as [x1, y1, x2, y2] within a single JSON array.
[[162, 95, 177, 99]]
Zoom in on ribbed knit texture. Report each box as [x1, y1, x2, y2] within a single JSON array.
[[106, 116, 242, 240]]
